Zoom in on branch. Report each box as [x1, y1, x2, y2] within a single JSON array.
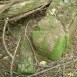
[[2, 17, 13, 59], [10, 36, 21, 77], [27, 57, 77, 77], [25, 21, 39, 64]]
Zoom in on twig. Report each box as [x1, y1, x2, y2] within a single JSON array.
[[10, 36, 21, 77], [2, 17, 21, 77], [25, 21, 39, 64], [2, 17, 13, 59], [0, 1, 50, 22], [61, 64, 65, 77], [27, 57, 77, 77], [10, 2, 49, 21], [0, 6, 45, 22]]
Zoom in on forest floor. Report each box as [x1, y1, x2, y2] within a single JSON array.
[[0, 0, 77, 77], [0, 23, 77, 77]]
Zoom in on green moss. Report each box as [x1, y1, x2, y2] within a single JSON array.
[[18, 33, 35, 74], [18, 55, 35, 74], [32, 30, 70, 60], [50, 34, 66, 60], [32, 14, 70, 60]]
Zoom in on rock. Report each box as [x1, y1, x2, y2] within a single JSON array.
[[32, 14, 67, 60]]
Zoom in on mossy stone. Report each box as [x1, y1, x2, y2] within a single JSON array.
[[32, 15, 68, 60]]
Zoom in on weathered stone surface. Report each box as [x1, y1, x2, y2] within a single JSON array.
[[0, 0, 51, 19], [32, 14, 66, 60], [18, 30, 35, 74]]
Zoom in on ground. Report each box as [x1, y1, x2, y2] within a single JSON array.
[[0, 0, 77, 77], [0, 22, 77, 77]]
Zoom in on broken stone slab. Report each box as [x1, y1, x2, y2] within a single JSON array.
[[18, 30, 35, 74], [0, 0, 51, 20]]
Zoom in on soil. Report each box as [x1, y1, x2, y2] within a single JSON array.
[[0, 0, 77, 77]]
